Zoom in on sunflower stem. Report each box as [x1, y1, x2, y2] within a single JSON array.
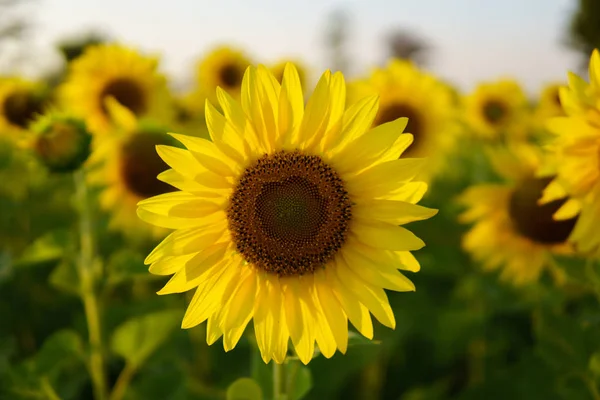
[[273, 361, 284, 400], [74, 170, 108, 400], [109, 362, 135, 400]]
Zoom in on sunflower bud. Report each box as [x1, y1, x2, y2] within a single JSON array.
[[31, 114, 92, 173]]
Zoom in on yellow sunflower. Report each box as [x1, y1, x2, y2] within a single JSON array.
[[171, 94, 210, 140], [137, 64, 437, 364], [464, 79, 529, 141], [458, 144, 577, 285], [0, 78, 47, 142], [195, 46, 252, 103], [540, 49, 600, 256], [59, 44, 172, 135], [88, 98, 176, 238], [347, 59, 456, 180], [536, 83, 566, 120], [270, 59, 308, 88]]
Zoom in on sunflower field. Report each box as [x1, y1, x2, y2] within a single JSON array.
[[2, 2, 600, 400]]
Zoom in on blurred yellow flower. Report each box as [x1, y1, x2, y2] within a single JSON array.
[[541, 49, 600, 256], [194, 46, 252, 103], [137, 64, 436, 364], [536, 82, 566, 120], [0, 78, 47, 142], [347, 59, 457, 180], [59, 44, 172, 135], [88, 98, 175, 239], [464, 79, 529, 141], [459, 144, 577, 285]]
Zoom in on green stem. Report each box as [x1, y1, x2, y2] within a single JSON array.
[[74, 170, 107, 400], [109, 362, 136, 400], [273, 361, 283, 400]]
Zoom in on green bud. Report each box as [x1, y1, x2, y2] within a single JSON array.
[[32, 114, 92, 173]]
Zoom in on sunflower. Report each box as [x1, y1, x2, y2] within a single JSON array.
[[270, 59, 308, 88], [536, 83, 566, 120], [464, 79, 529, 141], [347, 59, 456, 179], [59, 44, 172, 135], [137, 64, 437, 364], [195, 46, 252, 104], [0, 78, 47, 141], [88, 98, 176, 238], [540, 49, 600, 256], [458, 144, 577, 285]]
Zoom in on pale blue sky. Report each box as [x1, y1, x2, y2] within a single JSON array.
[[24, 0, 581, 94]]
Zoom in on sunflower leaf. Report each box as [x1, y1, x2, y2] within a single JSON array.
[[15, 229, 71, 268], [110, 309, 181, 368], [226, 377, 263, 400]]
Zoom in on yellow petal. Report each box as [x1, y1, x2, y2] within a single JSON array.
[[295, 71, 331, 151], [328, 118, 408, 174], [156, 145, 203, 178], [148, 253, 195, 276], [336, 262, 395, 329], [181, 259, 241, 329], [342, 246, 415, 292], [328, 95, 379, 152], [145, 223, 226, 264], [278, 63, 304, 147], [283, 277, 315, 365], [185, 242, 231, 281], [346, 158, 426, 198], [353, 221, 425, 251], [169, 133, 239, 177], [326, 266, 373, 339], [353, 199, 437, 225], [554, 198, 581, 220], [314, 270, 348, 353], [104, 96, 137, 131]]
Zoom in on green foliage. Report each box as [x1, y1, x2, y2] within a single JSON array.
[[227, 378, 263, 400], [568, 0, 600, 65], [110, 309, 182, 368]]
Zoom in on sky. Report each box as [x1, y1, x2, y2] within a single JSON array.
[[9, 0, 583, 95]]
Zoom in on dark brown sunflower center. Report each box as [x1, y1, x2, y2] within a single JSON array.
[[482, 100, 507, 125], [119, 132, 174, 198], [227, 151, 352, 276], [375, 102, 423, 156], [100, 78, 147, 116], [508, 176, 578, 245], [219, 64, 243, 88], [3, 91, 43, 129]]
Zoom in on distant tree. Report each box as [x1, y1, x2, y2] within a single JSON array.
[[57, 31, 108, 62], [324, 9, 352, 74], [385, 29, 430, 67], [567, 0, 600, 69]]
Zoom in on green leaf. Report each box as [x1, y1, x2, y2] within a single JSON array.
[[15, 230, 71, 268], [589, 352, 600, 377], [48, 260, 80, 295], [286, 360, 312, 400], [110, 309, 181, 368], [35, 329, 85, 375], [226, 377, 263, 400], [106, 249, 148, 285]]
